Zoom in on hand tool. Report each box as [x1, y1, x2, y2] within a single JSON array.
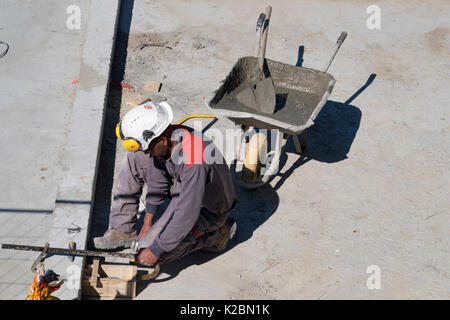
[[235, 5, 276, 114], [1, 242, 160, 280]]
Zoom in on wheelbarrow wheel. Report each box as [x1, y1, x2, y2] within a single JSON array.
[[242, 132, 268, 182]]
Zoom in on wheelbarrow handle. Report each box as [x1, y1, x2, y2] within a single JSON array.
[[255, 13, 266, 56], [322, 31, 348, 73], [256, 13, 265, 33], [337, 31, 347, 45], [258, 5, 272, 73]]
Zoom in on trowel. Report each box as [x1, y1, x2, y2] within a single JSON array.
[[235, 5, 276, 114]]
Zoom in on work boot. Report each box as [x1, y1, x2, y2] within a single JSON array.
[[202, 218, 237, 253], [93, 228, 138, 250]]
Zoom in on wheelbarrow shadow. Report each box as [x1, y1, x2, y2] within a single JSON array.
[[271, 73, 376, 190]]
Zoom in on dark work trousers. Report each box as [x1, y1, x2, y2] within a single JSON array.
[[138, 178, 229, 265], [109, 152, 230, 265]]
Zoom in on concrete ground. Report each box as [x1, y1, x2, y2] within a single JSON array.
[[0, 0, 119, 300], [0, 0, 91, 211], [0, 0, 92, 299], [2, 0, 445, 300], [89, 0, 449, 299]]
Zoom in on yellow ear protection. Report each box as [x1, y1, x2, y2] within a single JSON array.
[[115, 122, 141, 152]]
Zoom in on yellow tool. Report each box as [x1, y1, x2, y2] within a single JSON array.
[[175, 114, 215, 125], [116, 112, 216, 152], [68, 241, 76, 262]]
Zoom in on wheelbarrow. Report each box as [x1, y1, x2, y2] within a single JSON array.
[[206, 7, 347, 189]]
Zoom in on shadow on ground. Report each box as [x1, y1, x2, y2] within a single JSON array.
[[135, 182, 279, 295], [88, 35, 374, 296], [271, 73, 375, 190], [88, 0, 135, 247]]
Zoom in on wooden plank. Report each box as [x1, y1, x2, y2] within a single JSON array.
[[82, 278, 136, 298], [143, 80, 161, 93], [82, 262, 137, 298], [89, 258, 100, 287], [102, 264, 137, 280], [126, 94, 150, 107]]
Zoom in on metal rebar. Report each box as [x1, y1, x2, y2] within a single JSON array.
[[1, 243, 135, 259]]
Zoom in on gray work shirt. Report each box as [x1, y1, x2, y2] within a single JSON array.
[[111, 126, 236, 257]]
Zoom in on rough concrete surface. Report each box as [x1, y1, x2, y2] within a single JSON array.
[[0, 0, 90, 212], [1, 0, 447, 300], [0, 0, 120, 300], [45, 0, 120, 300], [0, 0, 92, 299], [90, 0, 449, 300], [88, 0, 450, 300]]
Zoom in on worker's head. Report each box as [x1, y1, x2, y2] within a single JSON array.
[[116, 101, 174, 154], [145, 127, 175, 159]]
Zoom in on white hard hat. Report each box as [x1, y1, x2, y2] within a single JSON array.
[[116, 101, 174, 152]]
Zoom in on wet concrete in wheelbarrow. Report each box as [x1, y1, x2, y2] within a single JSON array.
[[210, 57, 333, 131]]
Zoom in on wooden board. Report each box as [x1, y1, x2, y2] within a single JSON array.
[[242, 133, 267, 182], [126, 93, 150, 107], [82, 262, 138, 298], [143, 80, 161, 93]]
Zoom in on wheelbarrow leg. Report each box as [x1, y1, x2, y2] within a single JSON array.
[[261, 129, 283, 183], [301, 130, 307, 149], [292, 129, 307, 155], [235, 124, 250, 173], [292, 134, 303, 154]]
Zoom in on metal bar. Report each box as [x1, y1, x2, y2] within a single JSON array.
[[322, 31, 347, 73], [236, 125, 251, 173], [261, 129, 282, 183], [31, 243, 49, 272], [234, 123, 244, 162], [1, 243, 135, 259]]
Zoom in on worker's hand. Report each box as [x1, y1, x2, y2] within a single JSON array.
[[137, 248, 158, 266], [138, 212, 154, 240]]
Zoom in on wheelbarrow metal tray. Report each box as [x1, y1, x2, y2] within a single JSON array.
[[208, 57, 335, 135]]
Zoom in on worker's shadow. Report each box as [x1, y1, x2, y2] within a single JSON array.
[[136, 180, 279, 294]]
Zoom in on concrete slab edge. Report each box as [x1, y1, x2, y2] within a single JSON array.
[[45, 0, 121, 300]]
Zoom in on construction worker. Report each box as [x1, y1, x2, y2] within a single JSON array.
[[93, 101, 237, 267]]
